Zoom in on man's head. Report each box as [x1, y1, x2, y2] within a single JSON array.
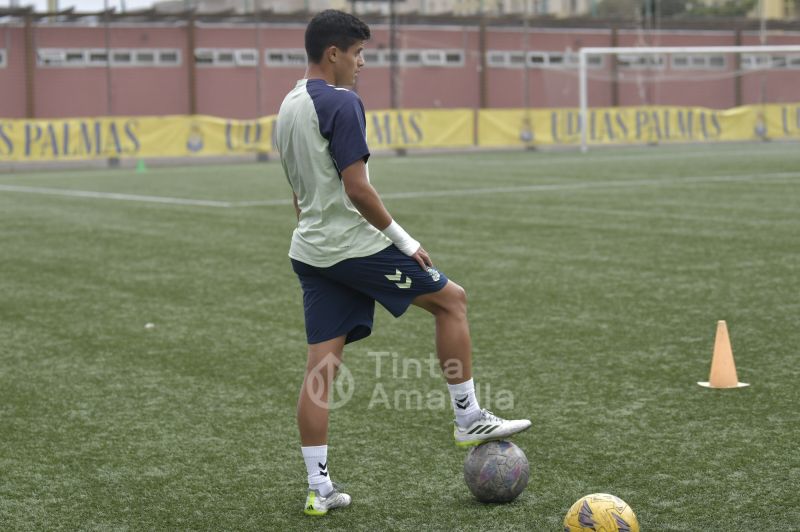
[[305, 10, 370, 87]]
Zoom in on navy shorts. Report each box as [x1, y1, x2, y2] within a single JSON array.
[[291, 244, 449, 345]]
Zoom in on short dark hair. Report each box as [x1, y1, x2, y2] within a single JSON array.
[[305, 10, 371, 64]]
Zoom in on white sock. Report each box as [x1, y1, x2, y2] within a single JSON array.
[[301, 445, 333, 496], [448, 378, 481, 428]]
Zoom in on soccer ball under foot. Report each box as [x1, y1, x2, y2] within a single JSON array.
[[463, 440, 529, 503]]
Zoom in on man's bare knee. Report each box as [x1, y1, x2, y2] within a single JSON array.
[[451, 282, 467, 310], [434, 282, 468, 317], [413, 281, 468, 317]]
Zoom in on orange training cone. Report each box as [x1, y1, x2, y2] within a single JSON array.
[[698, 320, 749, 389]]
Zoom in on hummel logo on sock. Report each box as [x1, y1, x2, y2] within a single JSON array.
[[318, 462, 328, 477], [455, 395, 470, 410]]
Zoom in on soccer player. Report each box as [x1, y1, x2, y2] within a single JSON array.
[[276, 10, 532, 516]]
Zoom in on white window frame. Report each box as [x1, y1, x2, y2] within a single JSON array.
[[235, 49, 258, 67], [111, 49, 134, 66], [671, 54, 727, 70], [742, 54, 772, 70], [384, 50, 400, 65], [37, 47, 181, 68], [214, 49, 236, 66], [37, 48, 67, 66], [586, 55, 604, 68], [134, 49, 157, 66], [195, 48, 256, 67], [195, 48, 214, 65], [617, 54, 666, 70], [508, 51, 526, 68], [402, 50, 422, 66], [284, 50, 307, 66], [363, 49, 384, 66], [421, 49, 446, 66], [487, 50, 507, 67], [39, 50, 67, 66], [87, 49, 109, 66], [157, 50, 182, 66], [527, 52, 547, 67], [264, 48, 307, 67], [771, 55, 787, 68], [562, 52, 603, 68], [264, 50, 284, 65], [742, 53, 800, 70], [359, 49, 466, 68], [707, 55, 726, 69], [547, 52, 566, 67], [64, 49, 87, 65], [443, 50, 465, 67], [753, 54, 771, 68], [415, 49, 464, 67], [489, 50, 603, 69]]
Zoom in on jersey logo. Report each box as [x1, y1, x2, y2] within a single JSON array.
[[385, 269, 412, 289]]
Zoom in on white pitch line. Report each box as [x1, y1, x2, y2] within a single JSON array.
[[381, 172, 800, 201], [0, 184, 234, 208], [2, 171, 798, 208], [235, 198, 293, 207], [234, 171, 800, 207], [381, 145, 800, 167]]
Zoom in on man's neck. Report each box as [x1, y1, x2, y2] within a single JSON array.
[[305, 64, 335, 85]]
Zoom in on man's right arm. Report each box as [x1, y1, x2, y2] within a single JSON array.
[[340, 160, 391, 230]]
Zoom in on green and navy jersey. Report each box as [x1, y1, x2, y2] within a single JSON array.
[[276, 78, 391, 268]]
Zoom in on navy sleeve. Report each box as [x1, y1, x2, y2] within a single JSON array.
[[328, 95, 370, 174], [308, 81, 370, 176]]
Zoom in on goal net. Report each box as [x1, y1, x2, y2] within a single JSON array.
[[577, 45, 800, 152]]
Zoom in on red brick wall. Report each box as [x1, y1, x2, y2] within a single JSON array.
[[1, 22, 798, 119]]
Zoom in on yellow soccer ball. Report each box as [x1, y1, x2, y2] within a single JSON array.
[[563, 493, 639, 532]]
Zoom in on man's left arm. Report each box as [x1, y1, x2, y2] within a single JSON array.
[[341, 160, 432, 270]]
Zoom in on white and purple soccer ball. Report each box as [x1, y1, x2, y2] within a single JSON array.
[[463, 440, 529, 503]]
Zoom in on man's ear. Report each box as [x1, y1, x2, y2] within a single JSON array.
[[325, 45, 338, 64]]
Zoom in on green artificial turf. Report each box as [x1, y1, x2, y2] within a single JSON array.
[[1, 142, 798, 530]]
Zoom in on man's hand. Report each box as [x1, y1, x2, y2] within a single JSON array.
[[411, 246, 433, 270]]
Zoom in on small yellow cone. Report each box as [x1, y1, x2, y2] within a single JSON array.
[[698, 320, 749, 389]]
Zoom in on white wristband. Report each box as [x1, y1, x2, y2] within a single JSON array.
[[382, 220, 420, 256]]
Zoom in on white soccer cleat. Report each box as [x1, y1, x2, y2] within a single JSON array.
[[454, 409, 531, 447], [303, 486, 352, 516]]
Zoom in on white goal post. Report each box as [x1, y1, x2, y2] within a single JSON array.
[[578, 45, 800, 152]]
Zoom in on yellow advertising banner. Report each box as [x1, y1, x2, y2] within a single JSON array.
[[1, 104, 798, 162], [0, 109, 474, 161], [0, 115, 275, 162], [364, 108, 474, 150], [479, 103, 800, 146]]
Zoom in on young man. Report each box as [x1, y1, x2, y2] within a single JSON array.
[[276, 10, 531, 516]]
